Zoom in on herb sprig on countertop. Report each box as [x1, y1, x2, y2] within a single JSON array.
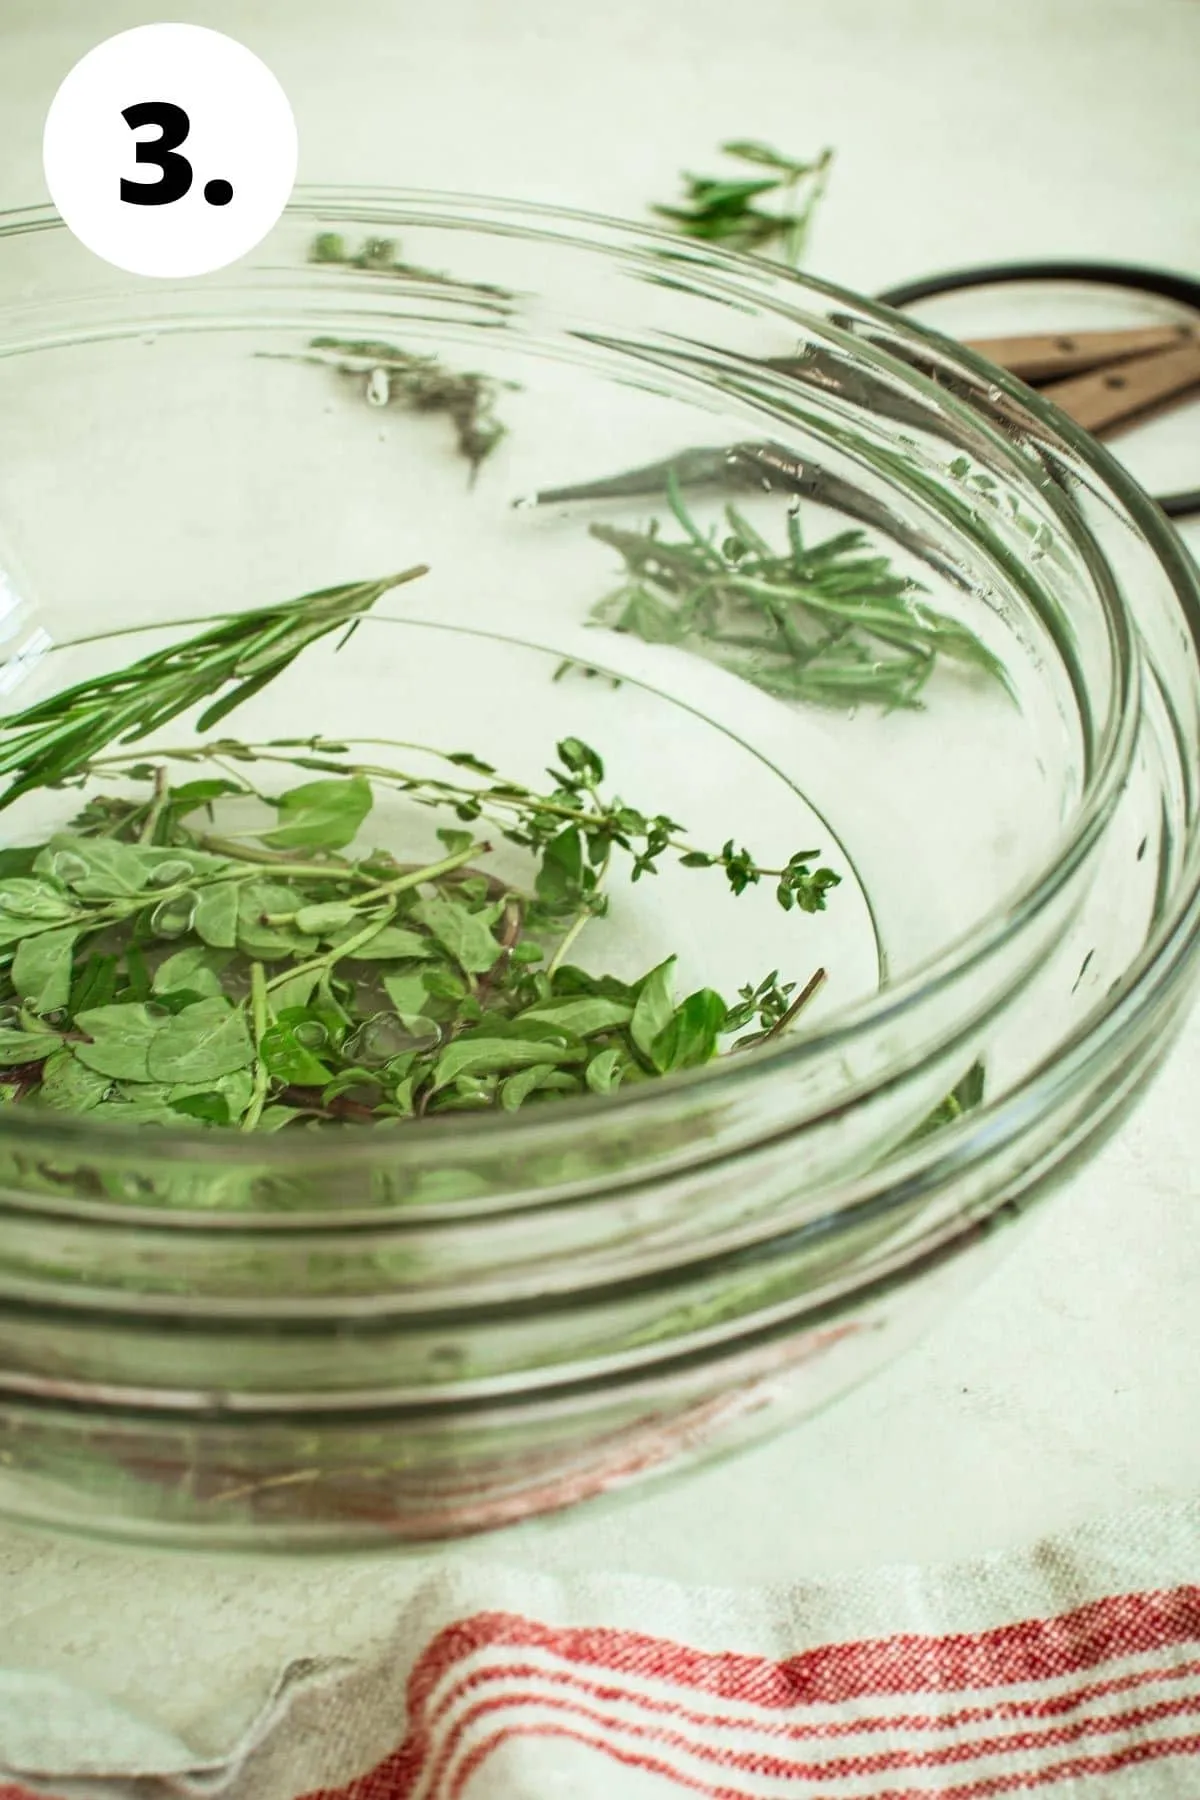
[[0, 578, 839, 1130], [653, 139, 834, 267]]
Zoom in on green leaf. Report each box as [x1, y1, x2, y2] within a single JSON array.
[[260, 1024, 335, 1088], [145, 996, 255, 1084], [74, 1003, 167, 1080], [12, 926, 77, 1014], [139, 846, 235, 884], [382, 969, 432, 1016], [411, 894, 502, 975], [236, 881, 317, 960], [585, 1046, 626, 1094], [631, 957, 677, 1060], [161, 778, 245, 828], [293, 901, 360, 937], [0, 1025, 61, 1066], [152, 945, 228, 1000], [389, 1077, 416, 1117], [534, 826, 584, 908], [321, 1065, 381, 1104], [33, 836, 151, 901], [389, 1013, 440, 1052], [419, 963, 468, 1001], [69, 953, 118, 1014], [38, 1048, 111, 1112], [430, 1036, 566, 1091], [500, 1063, 558, 1111], [267, 967, 321, 1013], [169, 1067, 254, 1124], [265, 774, 373, 851], [257, 1105, 304, 1132], [123, 945, 152, 1002], [0, 879, 78, 943], [908, 1059, 987, 1143], [170, 1092, 230, 1125], [0, 846, 38, 878], [329, 923, 435, 962], [556, 738, 605, 782], [650, 987, 728, 1072], [518, 996, 633, 1037], [92, 1086, 190, 1126], [194, 881, 240, 949]]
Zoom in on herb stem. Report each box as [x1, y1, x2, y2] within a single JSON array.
[[353, 841, 486, 906], [137, 766, 170, 846], [242, 962, 271, 1133], [94, 741, 806, 887], [195, 834, 370, 879], [547, 849, 611, 977]]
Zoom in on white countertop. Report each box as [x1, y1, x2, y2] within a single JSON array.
[[0, 0, 1198, 1742]]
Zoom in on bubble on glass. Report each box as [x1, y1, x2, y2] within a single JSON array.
[[366, 368, 391, 408]]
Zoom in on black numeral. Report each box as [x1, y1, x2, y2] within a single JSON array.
[[120, 101, 194, 206]]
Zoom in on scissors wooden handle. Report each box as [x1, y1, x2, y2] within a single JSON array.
[[963, 324, 1200, 435], [963, 324, 1190, 380]]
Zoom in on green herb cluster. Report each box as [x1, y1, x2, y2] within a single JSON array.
[[0, 585, 839, 1131], [588, 479, 1006, 709], [653, 139, 834, 267]]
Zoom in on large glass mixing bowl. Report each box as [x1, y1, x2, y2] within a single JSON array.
[[0, 190, 1195, 1549]]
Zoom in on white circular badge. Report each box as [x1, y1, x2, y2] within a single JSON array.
[[43, 24, 298, 279]]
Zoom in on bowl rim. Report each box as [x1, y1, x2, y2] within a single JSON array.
[[0, 185, 1195, 1181]]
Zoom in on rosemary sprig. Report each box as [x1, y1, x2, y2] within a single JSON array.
[[0, 570, 427, 810], [586, 479, 1005, 710], [653, 139, 834, 267]]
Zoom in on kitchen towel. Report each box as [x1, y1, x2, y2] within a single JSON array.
[[4, 1497, 1200, 1797]]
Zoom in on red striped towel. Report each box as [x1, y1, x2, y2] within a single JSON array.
[[4, 1512, 1200, 1798]]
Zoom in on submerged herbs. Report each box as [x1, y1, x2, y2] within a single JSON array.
[[278, 335, 517, 477], [586, 479, 1007, 710], [0, 581, 839, 1131]]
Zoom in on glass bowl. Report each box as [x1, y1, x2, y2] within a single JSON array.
[[0, 189, 1196, 1550]]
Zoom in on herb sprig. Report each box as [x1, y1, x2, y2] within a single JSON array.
[[294, 337, 517, 477], [587, 478, 1005, 710], [653, 140, 834, 267], [0, 571, 426, 811]]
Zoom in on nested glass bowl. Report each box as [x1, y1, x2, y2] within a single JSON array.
[[0, 190, 1196, 1550]]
